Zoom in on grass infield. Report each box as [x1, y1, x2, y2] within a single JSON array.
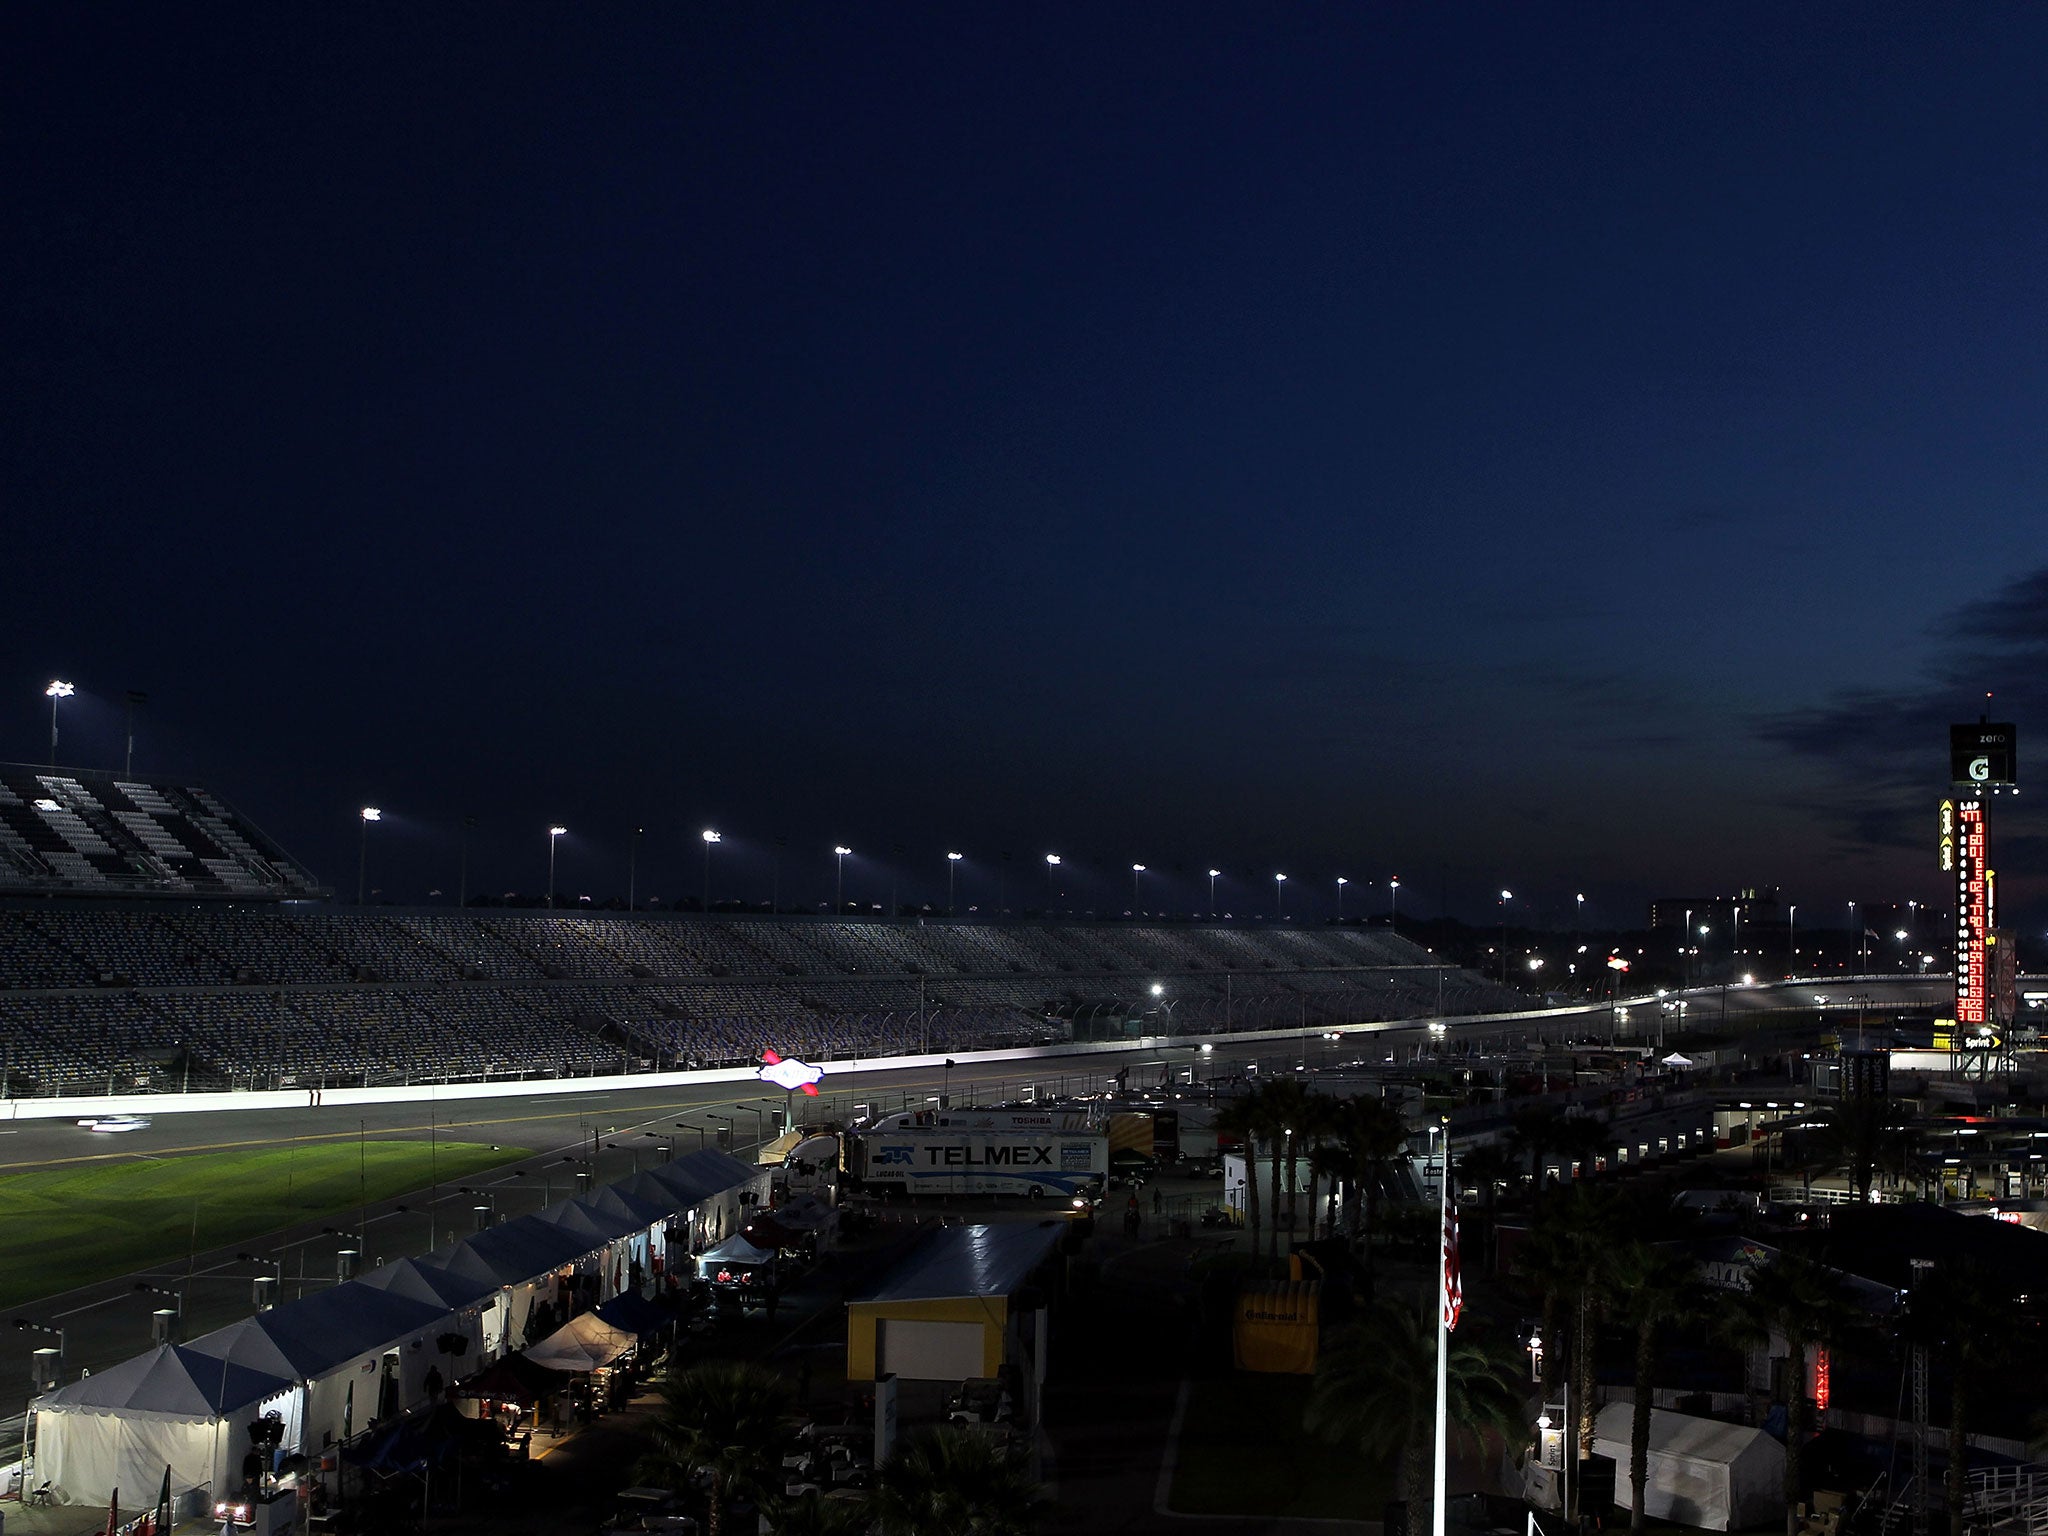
[[0, 1138, 525, 1309]]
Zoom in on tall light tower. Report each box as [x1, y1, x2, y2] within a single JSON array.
[[1045, 853, 1061, 911], [1273, 872, 1287, 916], [1849, 900, 1862, 970], [1335, 875, 1348, 920], [947, 851, 962, 916], [44, 679, 74, 767], [357, 807, 381, 905], [1390, 876, 1400, 926], [833, 846, 851, 914], [1499, 889, 1513, 984], [1207, 869, 1220, 918], [1131, 863, 1146, 910], [547, 825, 567, 909], [1788, 904, 1797, 976], [701, 829, 721, 913]]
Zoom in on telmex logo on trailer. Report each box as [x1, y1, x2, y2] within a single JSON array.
[[925, 1144, 1054, 1166]]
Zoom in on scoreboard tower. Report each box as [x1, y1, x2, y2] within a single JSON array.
[[1941, 721, 2018, 1079]]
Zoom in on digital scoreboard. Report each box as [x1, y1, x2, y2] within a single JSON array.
[[1942, 797, 1991, 1027]]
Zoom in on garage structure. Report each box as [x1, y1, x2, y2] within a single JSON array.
[[846, 1221, 1065, 1384]]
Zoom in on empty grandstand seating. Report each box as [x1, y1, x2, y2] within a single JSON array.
[[0, 767, 321, 899], [0, 906, 1523, 1098]]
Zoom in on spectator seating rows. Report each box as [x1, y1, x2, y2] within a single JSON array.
[[0, 907, 1520, 1097]]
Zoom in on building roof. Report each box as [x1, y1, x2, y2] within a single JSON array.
[[34, 1343, 297, 1422], [855, 1221, 1065, 1307]]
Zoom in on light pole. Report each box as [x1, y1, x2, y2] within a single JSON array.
[[833, 846, 851, 914], [1208, 869, 1220, 918], [1131, 863, 1146, 911], [1272, 872, 1287, 917], [356, 807, 381, 906], [1336, 875, 1348, 920], [45, 679, 73, 767], [123, 689, 146, 776], [1849, 900, 1862, 970], [701, 829, 721, 913], [1788, 904, 1797, 976], [1682, 908, 1693, 989], [947, 851, 962, 916], [1045, 853, 1061, 911], [628, 826, 643, 912], [1390, 876, 1400, 926], [547, 825, 566, 908], [1499, 889, 1513, 984]]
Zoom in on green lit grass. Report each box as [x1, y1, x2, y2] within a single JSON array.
[[0, 1139, 524, 1309], [1168, 1371, 1395, 1520]]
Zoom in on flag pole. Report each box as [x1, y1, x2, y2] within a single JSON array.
[[1432, 1115, 1452, 1536]]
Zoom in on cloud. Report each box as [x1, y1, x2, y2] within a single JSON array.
[[1753, 562, 2048, 855]]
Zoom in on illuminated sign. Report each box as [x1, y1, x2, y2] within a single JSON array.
[[1951, 722, 2018, 788], [1813, 1346, 1831, 1413], [1955, 799, 1991, 1027], [757, 1049, 823, 1095]]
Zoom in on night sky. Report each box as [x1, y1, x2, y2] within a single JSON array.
[[7, 5, 2048, 929]]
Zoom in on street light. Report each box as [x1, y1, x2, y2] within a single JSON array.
[[1499, 890, 1513, 984], [701, 829, 721, 913], [1131, 863, 1146, 910], [357, 806, 381, 906], [1208, 869, 1221, 917], [1336, 875, 1348, 920], [546, 825, 566, 908], [44, 680, 73, 767], [946, 851, 962, 916], [833, 845, 852, 914]]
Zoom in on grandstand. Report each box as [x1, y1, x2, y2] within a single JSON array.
[[0, 765, 321, 900], [0, 769, 1523, 1098], [0, 905, 1524, 1099]]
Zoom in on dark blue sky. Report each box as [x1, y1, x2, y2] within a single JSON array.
[[6, 5, 2047, 927]]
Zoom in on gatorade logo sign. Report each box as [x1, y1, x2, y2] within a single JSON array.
[[1951, 723, 2017, 788]]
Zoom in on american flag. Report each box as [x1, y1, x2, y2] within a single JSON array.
[[1441, 1184, 1463, 1332]]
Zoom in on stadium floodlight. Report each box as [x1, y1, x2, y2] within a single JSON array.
[[356, 807, 381, 905], [1336, 875, 1348, 920], [833, 845, 851, 915], [1131, 863, 1146, 910], [1390, 876, 1401, 924], [946, 851, 962, 917], [1499, 889, 1513, 985], [1274, 872, 1286, 917], [1207, 869, 1221, 917], [44, 679, 74, 767], [547, 825, 567, 909], [700, 829, 721, 913]]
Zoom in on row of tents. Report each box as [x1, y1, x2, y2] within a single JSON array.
[[28, 1146, 770, 1512]]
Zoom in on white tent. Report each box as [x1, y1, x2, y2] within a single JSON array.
[[31, 1344, 300, 1509], [1593, 1403, 1784, 1531], [522, 1311, 637, 1373], [1662, 1052, 1695, 1068]]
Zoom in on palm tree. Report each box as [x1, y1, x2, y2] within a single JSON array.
[[1305, 1296, 1525, 1515], [1214, 1092, 1262, 1256], [1256, 1078, 1312, 1259], [1906, 1259, 2012, 1535], [1606, 1240, 1709, 1534], [1336, 1095, 1412, 1276], [1727, 1253, 1861, 1536], [765, 1490, 873, 1536], [869, 1425, 1046, 1536], [1295, 1091, 1343, 1239], [1518, 1187, 1621, 1457], [638, 1361, 794, 1536]]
